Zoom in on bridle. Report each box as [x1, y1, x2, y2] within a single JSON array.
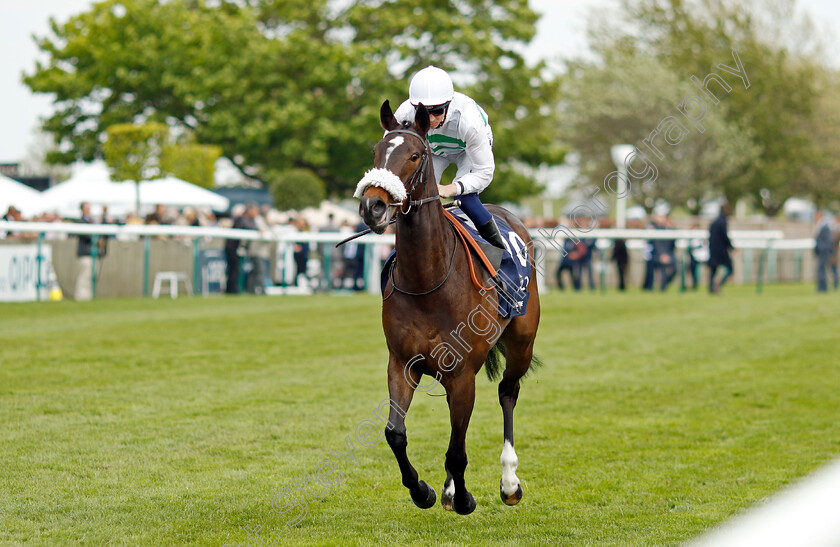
[[382, 128, 441, 215], [379, 127, 455, 299]]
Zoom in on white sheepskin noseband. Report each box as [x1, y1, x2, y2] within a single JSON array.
[[354, 168, 407, 202]]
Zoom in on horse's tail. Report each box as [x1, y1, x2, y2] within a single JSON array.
[[484, 340, 543, 382]]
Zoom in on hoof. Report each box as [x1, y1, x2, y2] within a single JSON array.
[[500, 480, 523, 506], [441, 479, 455, 511], [454, 491, 476, 515], [411, 480, 437, 509]]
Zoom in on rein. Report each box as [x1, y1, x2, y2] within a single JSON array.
[[382, 210, 499, 298], [383, 222, 459, 300]]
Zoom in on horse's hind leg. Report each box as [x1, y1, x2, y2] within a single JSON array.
[[384, 356, 436, 509], [497, 335, 536, 505], [443, 372, 477, 515], [498, 369, 524, 505]]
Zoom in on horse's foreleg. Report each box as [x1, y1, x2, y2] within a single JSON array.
[[384, 356, 436, 509], [441, 393, 455, 511], [444, 372, 477, 515]]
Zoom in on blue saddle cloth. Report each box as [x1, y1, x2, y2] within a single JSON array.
[[380, 209, 531, 319]]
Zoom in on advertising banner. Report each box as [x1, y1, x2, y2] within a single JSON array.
[[0, 245, 54, 302]]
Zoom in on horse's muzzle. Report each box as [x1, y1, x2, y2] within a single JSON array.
[[360, 196, 389, 234]]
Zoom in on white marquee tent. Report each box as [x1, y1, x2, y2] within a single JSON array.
[[37, 162, 134, 218], [138, 175, 229, 211], [0, 174, 43, 218], [34, 162, 229, 218]]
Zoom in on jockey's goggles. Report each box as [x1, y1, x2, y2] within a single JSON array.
[[424, 102, 450, 115]]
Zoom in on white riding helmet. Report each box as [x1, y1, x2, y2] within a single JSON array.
[[409, 66, 454, 107]]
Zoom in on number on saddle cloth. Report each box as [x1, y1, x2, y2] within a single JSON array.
[[450, 209, 531, 318]]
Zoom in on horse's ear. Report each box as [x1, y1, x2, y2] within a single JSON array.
[[380, 100, 398, 131], [414, 104, 431, 136]]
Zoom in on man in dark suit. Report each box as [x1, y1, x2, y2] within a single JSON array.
[[641, 218, 657, 291], [814, 210, 834, 293], [556, 237, 584, 291], [652, 214, 676, 292], [579, 238, 597, 291], [611, 239, 628, 291], [708, 201, 734, 294], [225, 203, 259, 294]]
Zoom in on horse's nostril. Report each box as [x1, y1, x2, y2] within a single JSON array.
[[371, 199, 386, 217]]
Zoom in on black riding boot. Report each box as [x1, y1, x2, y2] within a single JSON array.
[[477, 218, 506, 250]]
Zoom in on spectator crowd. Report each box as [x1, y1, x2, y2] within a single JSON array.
[[526, 202, 840, 296], [4, 200, 839, 297], [2, 201, 375, 297]]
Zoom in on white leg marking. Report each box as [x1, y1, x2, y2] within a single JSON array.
[[444, 478, 455, 499], [383, 136, 404, 167], [500, 440, 520, 496]]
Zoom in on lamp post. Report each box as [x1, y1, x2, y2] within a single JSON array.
[[610, 144, 635, 229]]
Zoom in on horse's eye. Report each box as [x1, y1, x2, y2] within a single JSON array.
[[411, 153, 420, 161]]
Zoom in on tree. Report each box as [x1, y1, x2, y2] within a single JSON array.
[[619, 0, 828, 215], [103, 122, 168, 182], [560, 47, 758, 215], [790, 72, 840, 208], [104, 122, 169, 213], [343, 0, 566, 191], [161, 143, 222, 189], [267, 168, 326, 211], [24, 0, 564, 201]]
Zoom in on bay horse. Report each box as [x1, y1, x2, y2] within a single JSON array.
[[357, 100, 541, 514]]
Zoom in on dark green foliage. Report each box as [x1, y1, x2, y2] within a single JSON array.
[[267, 168, 327, 211]]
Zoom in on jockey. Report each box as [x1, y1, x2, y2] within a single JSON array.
[[394, 65, 506, 250]]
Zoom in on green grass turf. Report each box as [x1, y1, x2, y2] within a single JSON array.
[[1, 285, 839, 546]]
